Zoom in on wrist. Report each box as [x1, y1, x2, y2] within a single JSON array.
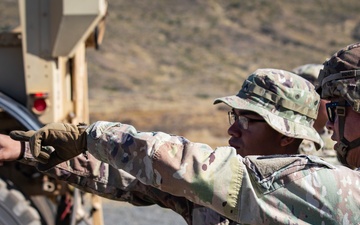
[[16, 142, 26, 160]]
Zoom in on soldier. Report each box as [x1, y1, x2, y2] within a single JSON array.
[[2, 68, 360, 224], [292, 64, 338, 164], [317, 42, 360, 169]]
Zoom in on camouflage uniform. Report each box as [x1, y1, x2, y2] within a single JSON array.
[[292, 64, 338, 165], [82, 122, 360, 224], [16, 69, 360, 224]]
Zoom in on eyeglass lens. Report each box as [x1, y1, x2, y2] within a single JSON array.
[[325, 102, 336, 123], [228, 111, 249, 129]]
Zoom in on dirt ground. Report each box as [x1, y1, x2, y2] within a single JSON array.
[[102, 199, 187, 225]]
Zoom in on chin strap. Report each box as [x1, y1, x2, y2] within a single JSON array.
[[335, 101, 360, 160]]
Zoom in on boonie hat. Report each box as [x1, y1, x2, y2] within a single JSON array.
[[214, 68, 323, 149]]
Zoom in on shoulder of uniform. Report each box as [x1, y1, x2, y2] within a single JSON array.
[[243, 155, 335, 192]]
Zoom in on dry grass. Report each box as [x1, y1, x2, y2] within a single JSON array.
[[86, 0, 360, 148]]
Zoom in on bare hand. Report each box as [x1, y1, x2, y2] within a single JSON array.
[[0, 134, 22, 166]]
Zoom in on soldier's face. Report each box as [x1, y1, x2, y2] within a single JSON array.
[[227, 109, 284, 156], [326, 105, 360, 168]]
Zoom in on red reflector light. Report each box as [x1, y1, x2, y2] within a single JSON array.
[[33, 98, 47, 112], [31, 92, 49, 98]]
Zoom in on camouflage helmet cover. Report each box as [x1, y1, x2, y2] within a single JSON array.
[[214, 68, 323, 149], [318, 42, 360, 112], [292, 64, 323, 87]]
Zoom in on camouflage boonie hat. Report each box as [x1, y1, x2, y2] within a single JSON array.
[[318, 42, 360, 112], [214, 68, 323, 149]]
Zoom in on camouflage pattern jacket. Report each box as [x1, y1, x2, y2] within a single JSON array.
[[20, 121, 360, 224]]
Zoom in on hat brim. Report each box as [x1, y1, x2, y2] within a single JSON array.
[[214, 95, 323, 150]]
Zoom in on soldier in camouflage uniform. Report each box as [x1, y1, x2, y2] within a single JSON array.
[[318, 42, 360, 169], [0, 67, 329, 225], [2, 68, 360, 224], [292, 64, 338, 165]]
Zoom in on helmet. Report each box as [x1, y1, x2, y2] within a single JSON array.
[[318, 43, 360, 112], [214, 68, 323, 149], [318, 42, 360, 161], [292, 64, 323, 87]]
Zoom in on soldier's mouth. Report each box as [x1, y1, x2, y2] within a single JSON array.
[[228, 139, 239, 149]]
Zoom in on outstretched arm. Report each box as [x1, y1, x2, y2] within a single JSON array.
[[86, 121, 243, 221], [0, 134, 23, 166], [11, 121, 357, 224], [0, 133, 193, 223]]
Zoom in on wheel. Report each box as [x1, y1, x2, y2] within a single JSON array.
[[31, 195, 56, 225], [0, 178, 41, 225]]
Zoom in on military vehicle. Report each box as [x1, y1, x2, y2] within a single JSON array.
[[0, 0, 107, 224]]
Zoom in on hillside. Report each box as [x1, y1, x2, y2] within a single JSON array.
[[2, 0, 360, 147]]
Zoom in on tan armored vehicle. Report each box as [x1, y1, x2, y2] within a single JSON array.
[[0, 0, 107, 224]]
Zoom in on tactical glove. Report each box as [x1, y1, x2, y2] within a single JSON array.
[[10, 123, 87, 171]]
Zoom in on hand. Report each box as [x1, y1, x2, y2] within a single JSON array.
[[10, 123, 87, 171], [0, 134, 22, 166]]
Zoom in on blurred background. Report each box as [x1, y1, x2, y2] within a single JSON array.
[[2, 0, 360, 224]]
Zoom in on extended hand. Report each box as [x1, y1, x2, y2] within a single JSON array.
[[0, 134, 22, 166], [10, 123, 87, 170]]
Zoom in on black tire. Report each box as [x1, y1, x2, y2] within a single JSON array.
[[0, 178, 41, 225]]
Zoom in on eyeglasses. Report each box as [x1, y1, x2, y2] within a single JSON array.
[[325, 101, 350, 123], [228, 111, 266, 129]]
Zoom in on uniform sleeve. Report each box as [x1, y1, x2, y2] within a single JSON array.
[[85, 121, 360, 224], [86, 121, 244, 221], [18, 142, 194, 224]]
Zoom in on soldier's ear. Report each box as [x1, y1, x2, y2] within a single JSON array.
[[280, 136, 296, 147]]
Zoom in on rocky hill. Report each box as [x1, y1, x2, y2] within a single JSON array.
[[2, 0, 360, 147]]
